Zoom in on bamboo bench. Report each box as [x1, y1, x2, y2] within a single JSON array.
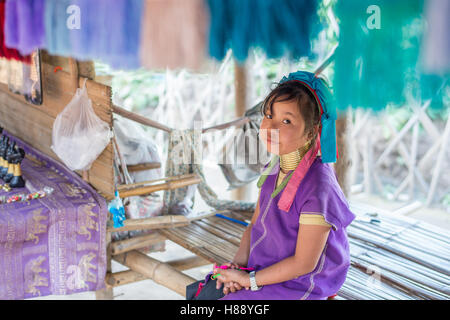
[[102, 198, 450, 300]]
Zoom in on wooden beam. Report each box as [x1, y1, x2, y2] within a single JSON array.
[[113, 250, 196, 297], [107, 215, 190, 233]]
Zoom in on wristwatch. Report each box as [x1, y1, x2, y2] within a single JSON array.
[[249, 271, 262, 291]]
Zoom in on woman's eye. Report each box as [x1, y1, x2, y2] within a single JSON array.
[[283, 119, 291, 124], [265, 114, 272, 119]]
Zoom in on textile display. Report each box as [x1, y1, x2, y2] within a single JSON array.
[[0, 0, 30, 63], [163, 129, 256, 216], [333, 0, 447, 112], [420, 0, 450, 74], [0, 131, 108, 300], [44, 0, 143, 70], [140, 0, 208, 70], [206, 0, 321, 63], [4, 0, 46, 56]]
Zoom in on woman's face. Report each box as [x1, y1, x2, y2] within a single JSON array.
[[259, 99, 309, 155]]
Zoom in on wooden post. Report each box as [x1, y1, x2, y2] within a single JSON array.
[[114, 250, 196, 297], [95, 231, 114, 299], [232, 61, 247, 201], [335, 113, 351, 197]]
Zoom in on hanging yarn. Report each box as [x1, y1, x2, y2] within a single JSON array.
[[0, 0, 30, 63], [206, 0, 321, 63], [139, 0, 208, 71], [333, 0, 446, 112], [4, 0, 46, 56], [44, 0, 143, 70], [420, 0, 450, 75]]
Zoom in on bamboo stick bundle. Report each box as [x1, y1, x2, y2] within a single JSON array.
[[351, 258, 448, 299], [348, 228, 449, 268], [342, 267, 412, 300], [348, 230, 449, 275], [346, 227, 450, 300], [349, 239, 449, 287]]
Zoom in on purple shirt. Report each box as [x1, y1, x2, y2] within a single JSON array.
[[220, 156, 355, 300]]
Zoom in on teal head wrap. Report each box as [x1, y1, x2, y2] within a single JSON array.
[[279, 71, 338, 163]]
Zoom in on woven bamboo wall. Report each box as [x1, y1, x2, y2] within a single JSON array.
[[0, 52, 114, 200]]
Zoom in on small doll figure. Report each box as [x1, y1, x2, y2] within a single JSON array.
[[3, 141, 17, 183], [0, 136, 9, 178], [9, 147, 26, 188], [1, 140, 15, 180]]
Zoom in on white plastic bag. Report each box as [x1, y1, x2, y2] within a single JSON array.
[[51, 79, 111, 171]]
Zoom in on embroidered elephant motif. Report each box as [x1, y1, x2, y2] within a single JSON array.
[[78, 252, 97, 288], [24, 256, 48, 297], [26, 209, 47, 245], [77, 203, 99, 241], [60, 182, 86, 199]]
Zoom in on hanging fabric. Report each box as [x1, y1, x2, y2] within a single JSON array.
[[163, 129, 256, 216], [4, 0, 46, 56], [420, 0, 450, 75], [206, 0, 321, 63], [333, 0, 446, 112], [44, 0, 143, 70], [140, 0, 208, 71], [0, 0, 30, 63], [218, 102, 272, 189]]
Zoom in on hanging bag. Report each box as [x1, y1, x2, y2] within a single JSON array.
[[52, 78, 111, 171]]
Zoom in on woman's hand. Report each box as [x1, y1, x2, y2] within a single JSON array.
[[214, 262, 249, 295], [215, 269, 250, 294]]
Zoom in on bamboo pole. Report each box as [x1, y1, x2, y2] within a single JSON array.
[[232, 61, 247, 202], [105, 270, 147, 288], [117, 173, 198, 191], [107, 215, 190, 233], [117, 175, 201, 198], [114, 250, 196, 297], [106, 256, 210, 288], [111, 232, 167, 256], [127, 162, 161, 172], [166, 256, 211, 271], [112, 104, 172, 133], [335, 113, 351, 197]]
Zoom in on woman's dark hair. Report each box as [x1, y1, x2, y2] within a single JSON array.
[[260, 80, 322, 151]]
